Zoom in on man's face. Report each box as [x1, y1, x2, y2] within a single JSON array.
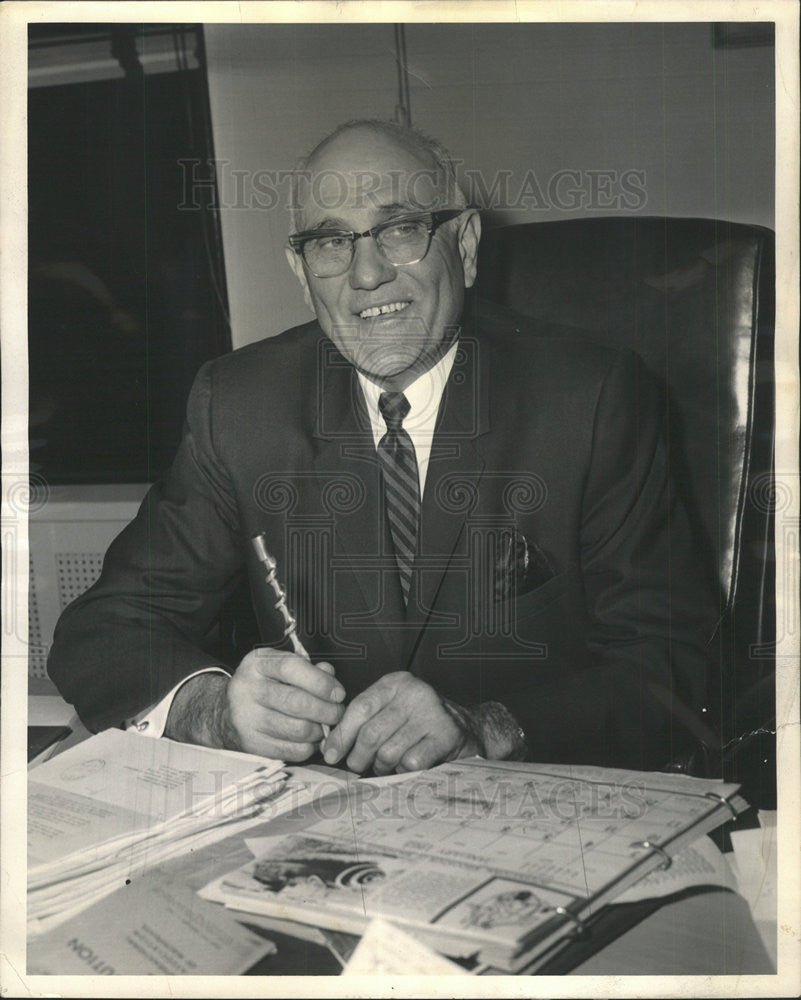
[[287, 128, 481, 389]]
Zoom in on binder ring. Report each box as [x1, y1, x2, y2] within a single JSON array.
[[630, 839, 672, 869], [555, 907, 587, 936], [703, 791, 738, 820]]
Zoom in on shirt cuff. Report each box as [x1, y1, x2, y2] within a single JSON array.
[[125, 667, 229, 738]]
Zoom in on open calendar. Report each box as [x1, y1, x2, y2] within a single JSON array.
[[202, 758, 747, 971]]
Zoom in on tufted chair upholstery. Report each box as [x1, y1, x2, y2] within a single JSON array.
[[476, 216, 776, 802]]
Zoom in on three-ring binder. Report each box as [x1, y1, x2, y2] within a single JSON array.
[[703, 791, 739, 820], [555, 906, 587, 936], [630, 839, 672, 869]]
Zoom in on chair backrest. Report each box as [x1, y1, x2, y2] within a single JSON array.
[[476, 217, 775, 704]]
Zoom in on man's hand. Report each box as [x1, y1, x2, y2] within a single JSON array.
[[321, 672, 483, 775], [165, 649, 345, 761]]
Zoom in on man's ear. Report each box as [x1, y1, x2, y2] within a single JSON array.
[[457, 210, 482, 289], [285, 246, 315, 312]]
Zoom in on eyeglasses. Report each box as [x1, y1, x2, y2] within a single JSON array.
[[288, 210, 464, 278]]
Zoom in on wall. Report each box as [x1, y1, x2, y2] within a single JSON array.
[[204, 22, 775, 348]]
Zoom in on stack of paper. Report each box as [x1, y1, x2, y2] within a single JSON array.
[[28, 729, 292, 935]]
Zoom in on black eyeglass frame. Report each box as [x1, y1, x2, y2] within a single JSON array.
[[288, 209, 465, 277]]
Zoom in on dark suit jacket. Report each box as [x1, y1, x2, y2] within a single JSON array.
[[49, 298, 717, 768]]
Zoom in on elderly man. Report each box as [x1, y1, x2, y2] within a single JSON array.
[[49, 119, 716, 774]]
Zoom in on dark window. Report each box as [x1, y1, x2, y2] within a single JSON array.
[[28, 25, 230, 484]]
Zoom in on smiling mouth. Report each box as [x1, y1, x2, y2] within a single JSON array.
[[358, 301, 410, 320]]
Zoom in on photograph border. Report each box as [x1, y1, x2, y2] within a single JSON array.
[[2, 2, 798, 997]]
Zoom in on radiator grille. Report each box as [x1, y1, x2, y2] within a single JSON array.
[[56, 553, 104, 609], [28, 556, 48, 678]]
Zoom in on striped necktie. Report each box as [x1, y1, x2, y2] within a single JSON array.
[[377, 391, 421, 605]]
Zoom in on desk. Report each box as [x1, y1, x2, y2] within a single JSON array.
[[27, 698, 776, 976], [28, 687, 88, 765]]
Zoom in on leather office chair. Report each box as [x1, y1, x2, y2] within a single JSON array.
[[476, 216, 776, 805]]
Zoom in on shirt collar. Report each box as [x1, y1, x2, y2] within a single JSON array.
[[357, 339, 459, 436]]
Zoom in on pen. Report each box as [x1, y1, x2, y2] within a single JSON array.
[[250, 533, 332, 741]]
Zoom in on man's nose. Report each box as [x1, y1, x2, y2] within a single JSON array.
[[348, 236, 397, 290]]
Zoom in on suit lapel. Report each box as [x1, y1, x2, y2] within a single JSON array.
[[310, 338, 406, 662], [306, 323, 494, 671], [405, 332, 492, 660]]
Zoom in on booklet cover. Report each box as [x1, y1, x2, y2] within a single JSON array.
[[27, 870, 275, 975]]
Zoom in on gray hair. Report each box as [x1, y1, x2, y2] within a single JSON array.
[[289, 118, 468, 230]]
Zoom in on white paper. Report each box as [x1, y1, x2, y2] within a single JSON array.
[[28, 729, 283, 871], [614, 835, 735, 903], [27, 729, 289, 934], [728, 810, 778, 966], [343, 918, 468, 975]]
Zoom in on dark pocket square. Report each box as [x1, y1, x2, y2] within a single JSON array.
[[492, 528, 557, 603]]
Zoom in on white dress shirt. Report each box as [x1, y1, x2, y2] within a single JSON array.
[[127, 340, 459, 737], [356, 339, 458, 495]]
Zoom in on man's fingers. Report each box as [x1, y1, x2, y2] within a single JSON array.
[[322, 674, 462, 771], [238, 730, 317, 763], [224, 694, 317, 761], [343, 705, 407, 774], [373, 709, 461, 775], [227, 651, 345, 761], [249, 649, 345, 702], [323, 688, 392, 765], [247, 705, 326, 744], [372, 722, 422, 776], [236, 675, 343, 727], [397, 734, 449, 773], [270, 683, 345, 727]]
